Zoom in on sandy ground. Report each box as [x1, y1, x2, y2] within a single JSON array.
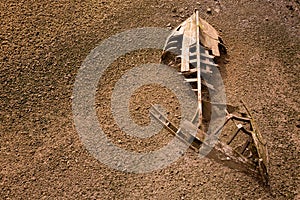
[[1, 0, 299, 199]]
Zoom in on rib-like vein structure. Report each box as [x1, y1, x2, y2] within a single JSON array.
[[156, 10, 269, 186]]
